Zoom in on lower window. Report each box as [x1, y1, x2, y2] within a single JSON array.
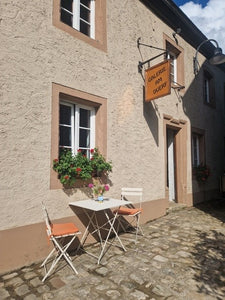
[[191, 129, 205, 167], [51, 83, 107, 189], [59, 101, 95, 157]]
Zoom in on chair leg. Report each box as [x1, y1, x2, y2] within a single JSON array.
[[134, 214, 144, 243], [42, 235, 78, 282]]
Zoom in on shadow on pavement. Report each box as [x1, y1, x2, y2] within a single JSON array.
[[195, 197, 225, 223], [191, 230, 225, 300], [191, 198, 225, 299]]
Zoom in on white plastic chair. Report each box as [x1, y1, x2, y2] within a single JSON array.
[[41, 202, 81, 282], [114, 188, 144, 243]]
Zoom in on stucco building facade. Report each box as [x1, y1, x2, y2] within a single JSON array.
[[1, 0, 225, 273]]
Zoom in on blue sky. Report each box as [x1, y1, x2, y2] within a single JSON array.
[[172, 0, 225, 51], [173, 0, 208, 7]]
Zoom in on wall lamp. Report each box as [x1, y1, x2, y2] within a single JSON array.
[[193, 39, 225, 75]]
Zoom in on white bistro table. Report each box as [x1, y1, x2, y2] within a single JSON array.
[[69, 198, 131, 264]]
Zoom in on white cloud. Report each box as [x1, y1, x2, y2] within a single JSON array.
[[180, 0, 225, 51]]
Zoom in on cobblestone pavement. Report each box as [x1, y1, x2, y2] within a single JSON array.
[[1, 199, 225, 300]]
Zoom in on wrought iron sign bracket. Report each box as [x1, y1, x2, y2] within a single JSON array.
[[137, 37, 168, 74]]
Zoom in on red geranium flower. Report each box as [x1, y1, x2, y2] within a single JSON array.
[[77, 149, 82, 153], [64, 175, 69, 180], [76, 168, 82, 172], [90, 149, 94, 153], [53, 158, 58, 163]]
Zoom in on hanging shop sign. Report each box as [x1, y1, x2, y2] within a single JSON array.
[[145, 60, 171, 102]]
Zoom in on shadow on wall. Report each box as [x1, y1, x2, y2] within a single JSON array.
[[143, 86, 159, 146], [141, 59, 225, 205], [181, 61, 225, 204]]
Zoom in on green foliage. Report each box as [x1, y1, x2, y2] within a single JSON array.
[[90, 148, 112, 176], [53, 148, 112, 187], [194, 164, 210, 183]]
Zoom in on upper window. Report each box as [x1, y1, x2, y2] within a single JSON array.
[[59, 101, 95, 157], [164, 34, 184, 89], [53, 0, 107, 51], [167, 51, 177, 84], [203, 70, 215, 107], [60, 0, 95, 39]]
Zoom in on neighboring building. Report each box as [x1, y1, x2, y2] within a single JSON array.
[[1, 0, 225, 273]]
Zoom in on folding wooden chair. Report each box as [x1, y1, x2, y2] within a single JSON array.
[[114, 188, 144, 243], [41, 202, 81, 282]]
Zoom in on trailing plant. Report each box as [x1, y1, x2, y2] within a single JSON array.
[[53, 149, 93, 186], [90, 148, 112, 176], [53, 148, 112, 187], [194, 164, 210, 183]]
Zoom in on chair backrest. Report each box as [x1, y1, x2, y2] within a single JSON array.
[[121, 188, 143, 208], [41, 202, 52, 237]]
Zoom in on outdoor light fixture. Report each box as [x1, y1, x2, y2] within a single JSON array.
[[172, 28, 181, 45], [193, 39, 225, 75]]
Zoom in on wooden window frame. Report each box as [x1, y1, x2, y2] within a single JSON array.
[[59, 101, 95, 156], [51, 83, 107, 189], [191, 128, 205, 168], [203, 69, 215, 108], [163, 34, 185, 89], [53, 0, 107, 52]]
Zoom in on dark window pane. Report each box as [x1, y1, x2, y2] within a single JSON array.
[[79, 129, 90, 147], [81, 0, 90, 8], [80, 108, 90, 127], [61, 0, 73, 11], [80, 20, 90, 36], [80, 6, 90, 22], [60, 105, 71, 125], [60, 9, 73, 27], [60, 126, 71, 147]]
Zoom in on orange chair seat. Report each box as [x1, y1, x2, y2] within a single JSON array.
[[114, 207, 142, 215], [51, 223, 79, 237]]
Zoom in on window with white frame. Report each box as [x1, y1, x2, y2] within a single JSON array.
[[203, 70, 215, 106], [167, 52, 177, 84], [192, 133, 200, 167], [192, 131, 205, 167], [60, 0, 95, 38], [59, 101, 95, 157]]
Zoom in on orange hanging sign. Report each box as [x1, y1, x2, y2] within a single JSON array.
[[145, 60, 171, 102]]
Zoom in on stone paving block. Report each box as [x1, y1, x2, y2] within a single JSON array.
[[36, 284, 50, 294], [21, 267, 33, 273], [129, 289, 150, 299], [24, 294, 38, 300], [42, 292, 54, 300], [49, 277, 66, 289], [95, 266, 108, 276], [15, 284, 30, 296], [153, 254, 169, 262], [24, 272, 38, 280], [30, 277, 42, 287], [0, 288, 10, 299], [5, 277, 24, 287], [129, 273, 145, 285], [106, 289, 121, 298], [2, 272, 18, 280]]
